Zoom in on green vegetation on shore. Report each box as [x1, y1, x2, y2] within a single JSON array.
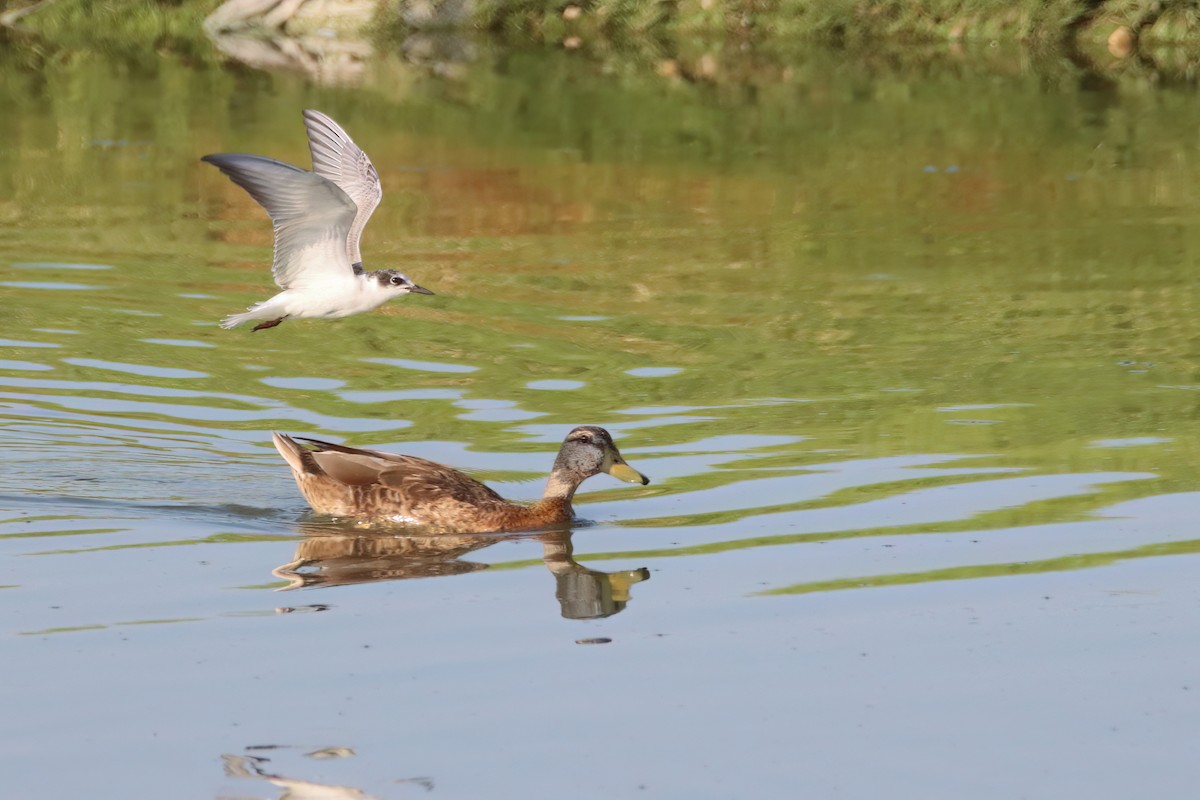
[[6, 0, 1200, 58], [416, 0, 1199, 44], [1, 0, 222, 63]]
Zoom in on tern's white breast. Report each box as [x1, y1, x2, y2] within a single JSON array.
[[280, 276, 391, 319]]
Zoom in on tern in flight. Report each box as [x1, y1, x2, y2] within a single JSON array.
[[203, 109, 433, 332]]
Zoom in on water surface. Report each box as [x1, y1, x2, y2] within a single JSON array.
[[2, 40, 1200, 799]]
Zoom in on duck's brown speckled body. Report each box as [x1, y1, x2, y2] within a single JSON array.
[[271, 426, 649, 533]]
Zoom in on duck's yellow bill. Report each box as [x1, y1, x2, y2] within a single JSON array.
[[607, 462, 650, 485]]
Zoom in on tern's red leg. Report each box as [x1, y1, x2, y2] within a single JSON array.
[[251, 316, 287, 332]]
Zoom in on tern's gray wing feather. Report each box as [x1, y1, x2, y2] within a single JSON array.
[[202, 153, 357, 290], [302, 109, 382, 268]]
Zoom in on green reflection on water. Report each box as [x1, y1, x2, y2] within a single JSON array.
[[763, 537, 1200, 596], [27, 532, 298, 556], [1, 528, 125, 540], [2, 40, 1200, 587], [18, 624, 107, 636]]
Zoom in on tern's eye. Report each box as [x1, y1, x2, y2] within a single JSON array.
[[390, 275, 404, 286]]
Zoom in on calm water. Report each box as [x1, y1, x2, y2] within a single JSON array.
[[3, 37, 1200, 799]]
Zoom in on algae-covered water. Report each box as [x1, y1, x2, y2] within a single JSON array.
[[3, 40, 1200, 799]]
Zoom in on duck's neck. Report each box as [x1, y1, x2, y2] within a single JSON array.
[[542, 469, 583, 502], [528, 462, 590, 526]]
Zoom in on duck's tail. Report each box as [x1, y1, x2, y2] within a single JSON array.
[[272, 432, 319, 475]]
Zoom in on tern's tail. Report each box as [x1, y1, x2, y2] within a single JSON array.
[[220, 311, 257, 329], [220, 299, 282, 330]]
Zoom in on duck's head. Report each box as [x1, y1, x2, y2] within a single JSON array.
[[546, 426, 649, 499], [374, 269, 434, 296]]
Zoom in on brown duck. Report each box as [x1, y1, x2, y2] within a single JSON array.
[[271, 426, 650, 533]]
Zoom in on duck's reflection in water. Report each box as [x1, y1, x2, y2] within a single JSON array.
[[540, 531, 649, 620], [274, 523, 649, 620]]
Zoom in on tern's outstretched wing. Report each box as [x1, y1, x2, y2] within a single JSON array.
[[302, 109, 383, 270], [202, 153, 358, 290]]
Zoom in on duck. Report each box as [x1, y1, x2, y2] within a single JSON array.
[[202, 109, 433, 332], [271, 426, 650, 533]]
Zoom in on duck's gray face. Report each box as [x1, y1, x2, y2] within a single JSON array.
[[376, 269, 434, 296], [557, 425, 649, 485]]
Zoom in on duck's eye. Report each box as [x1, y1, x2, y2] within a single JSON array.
[[576, 434, 593, 444], [390, 275, 404, 286]]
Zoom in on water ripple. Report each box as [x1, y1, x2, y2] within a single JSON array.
[[61, 358, 208, 380]]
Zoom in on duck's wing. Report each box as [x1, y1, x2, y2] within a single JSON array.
[[294, 436, 507, 506], [376, 458, 508, 508], [302, 110, 383, 271], [202, 153, 357, 290]]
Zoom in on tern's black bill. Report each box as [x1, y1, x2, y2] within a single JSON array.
[[409, 285, 435, 295]]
